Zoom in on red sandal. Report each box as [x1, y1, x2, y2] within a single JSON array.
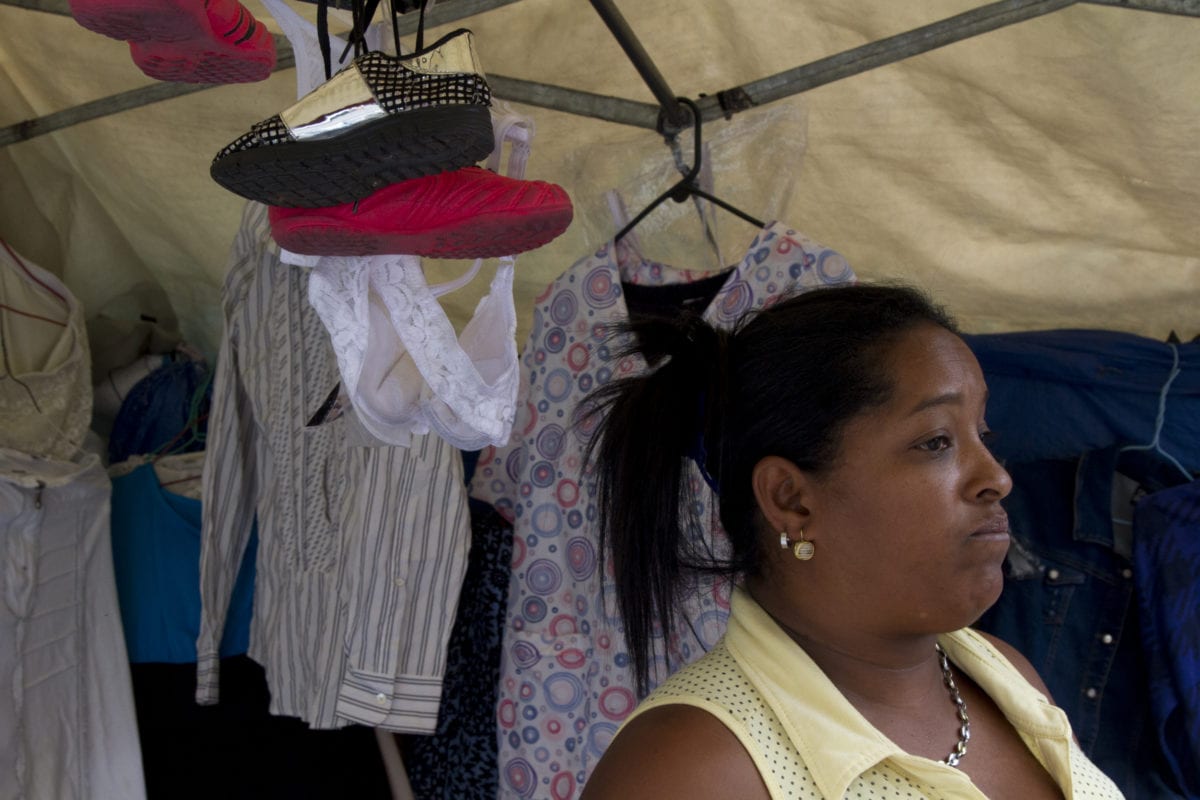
[[268, 166, 573, 259], [68, 0, 275, 84]]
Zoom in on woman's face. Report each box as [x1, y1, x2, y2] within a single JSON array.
[[801, 323, 1012, 636]]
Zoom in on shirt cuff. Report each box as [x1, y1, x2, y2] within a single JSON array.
[[335, 668, 444, 733], [195, 651, 222, 705]]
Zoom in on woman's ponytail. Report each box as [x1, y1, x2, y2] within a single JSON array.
[[578, 311, 728, 696]]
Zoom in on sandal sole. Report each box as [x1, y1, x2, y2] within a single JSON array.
[[271, 204, 574, 258], [131, 40, 275, 83], [69, 0, 259, 43], [211, 105, 494, 208]]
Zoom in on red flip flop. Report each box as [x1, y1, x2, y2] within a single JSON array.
[[269, 166, 574, 259]]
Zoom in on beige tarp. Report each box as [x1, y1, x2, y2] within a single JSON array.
[[2, 0, 1198, 359]]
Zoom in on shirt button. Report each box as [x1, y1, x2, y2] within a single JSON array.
[[1046, 569, 1060, 580], [1122, 568, 1133, 579], [1101, 633, 1114, 645], [1085, 687, 1099, 700], [375, 693, 388, 704], [394, 578, 406, 588]]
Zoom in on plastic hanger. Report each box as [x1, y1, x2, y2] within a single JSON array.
[[614, 97, 764, 243], [1117, 342, 1193, 483]]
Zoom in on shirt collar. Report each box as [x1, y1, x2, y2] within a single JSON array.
[[1074, 445, 1190, 546], [723, 587, 1072, 799]]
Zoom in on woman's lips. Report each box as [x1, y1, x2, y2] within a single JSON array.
[[971, 513, 1010, 539]]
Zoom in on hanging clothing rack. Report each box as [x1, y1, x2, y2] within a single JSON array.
[[0, 0, 1198, 147]]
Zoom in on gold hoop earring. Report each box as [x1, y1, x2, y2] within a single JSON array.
[[792, 528, 815, 561]]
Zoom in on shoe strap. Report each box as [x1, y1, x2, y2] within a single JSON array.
[[261, 0, 385, 96], [341, 0, 428, 61]]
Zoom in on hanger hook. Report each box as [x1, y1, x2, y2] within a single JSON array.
[[667, 97, 702, 202]]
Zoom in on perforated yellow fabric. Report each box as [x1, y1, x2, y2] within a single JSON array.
[[624, 589, 1125, 800]]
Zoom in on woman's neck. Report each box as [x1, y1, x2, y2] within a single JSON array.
[[746, 581, 947, 712]]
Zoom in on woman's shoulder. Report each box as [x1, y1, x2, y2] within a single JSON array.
[[581, 702, 770, 800], [582, 639, 804, 799]]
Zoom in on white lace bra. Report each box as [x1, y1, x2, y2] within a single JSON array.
[[306, 246, 517, 449], [304, 114, 532, 450]]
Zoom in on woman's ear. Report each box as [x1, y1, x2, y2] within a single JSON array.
[[751, 455, 812, 535]]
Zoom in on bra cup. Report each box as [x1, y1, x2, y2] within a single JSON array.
[[318, 254, 516, 450], [422, 261, 519, 449], [354, 288, 427, 431]]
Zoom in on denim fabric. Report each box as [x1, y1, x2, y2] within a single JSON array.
[[963, 331, 1200, 471], [1132, 480, 1200, 797], [975, 448, 1187, 798]]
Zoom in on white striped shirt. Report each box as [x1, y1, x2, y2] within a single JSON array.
[[196, 202, 470, 731]]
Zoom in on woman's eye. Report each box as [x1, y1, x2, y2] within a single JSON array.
[[917, 435, 952, 452]]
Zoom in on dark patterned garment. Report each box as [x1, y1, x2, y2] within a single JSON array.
[[402, 498, 513, 800], [1133, 479, 1200, 797]]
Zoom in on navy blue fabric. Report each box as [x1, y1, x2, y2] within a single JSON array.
[[975, 449, 1187, 798], [402, 497, 513, 800], [964, 331, 1200, 470], [111, 462, 257, 663], [1133, 480, 1200, 797], [108, 359, 212, 464]]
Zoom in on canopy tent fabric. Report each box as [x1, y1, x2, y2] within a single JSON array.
[[1, 0, 1198, 359]]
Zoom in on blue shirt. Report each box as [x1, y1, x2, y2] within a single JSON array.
[[111, 463, 257, 663]]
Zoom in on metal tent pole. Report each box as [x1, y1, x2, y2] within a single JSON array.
[[694, 0, 1081, 121], [3, 0, 1199, 145], [0, 70, 661, 147], [1082, 0, 1200, 15], [585, 0, 688, 130]]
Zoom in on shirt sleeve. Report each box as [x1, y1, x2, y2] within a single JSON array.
[[195, 311, 260, 705], [333, 437, 471, 732]]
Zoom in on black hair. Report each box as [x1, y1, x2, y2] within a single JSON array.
[[577, 283, 959, 696]]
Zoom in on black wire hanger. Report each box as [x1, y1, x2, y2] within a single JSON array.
[[615, 97, 764, 243]]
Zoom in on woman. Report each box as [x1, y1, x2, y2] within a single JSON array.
[[577, 285, 1123, 799]]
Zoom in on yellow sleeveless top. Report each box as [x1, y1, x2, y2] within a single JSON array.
[[623, 587, 1125, 799]]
